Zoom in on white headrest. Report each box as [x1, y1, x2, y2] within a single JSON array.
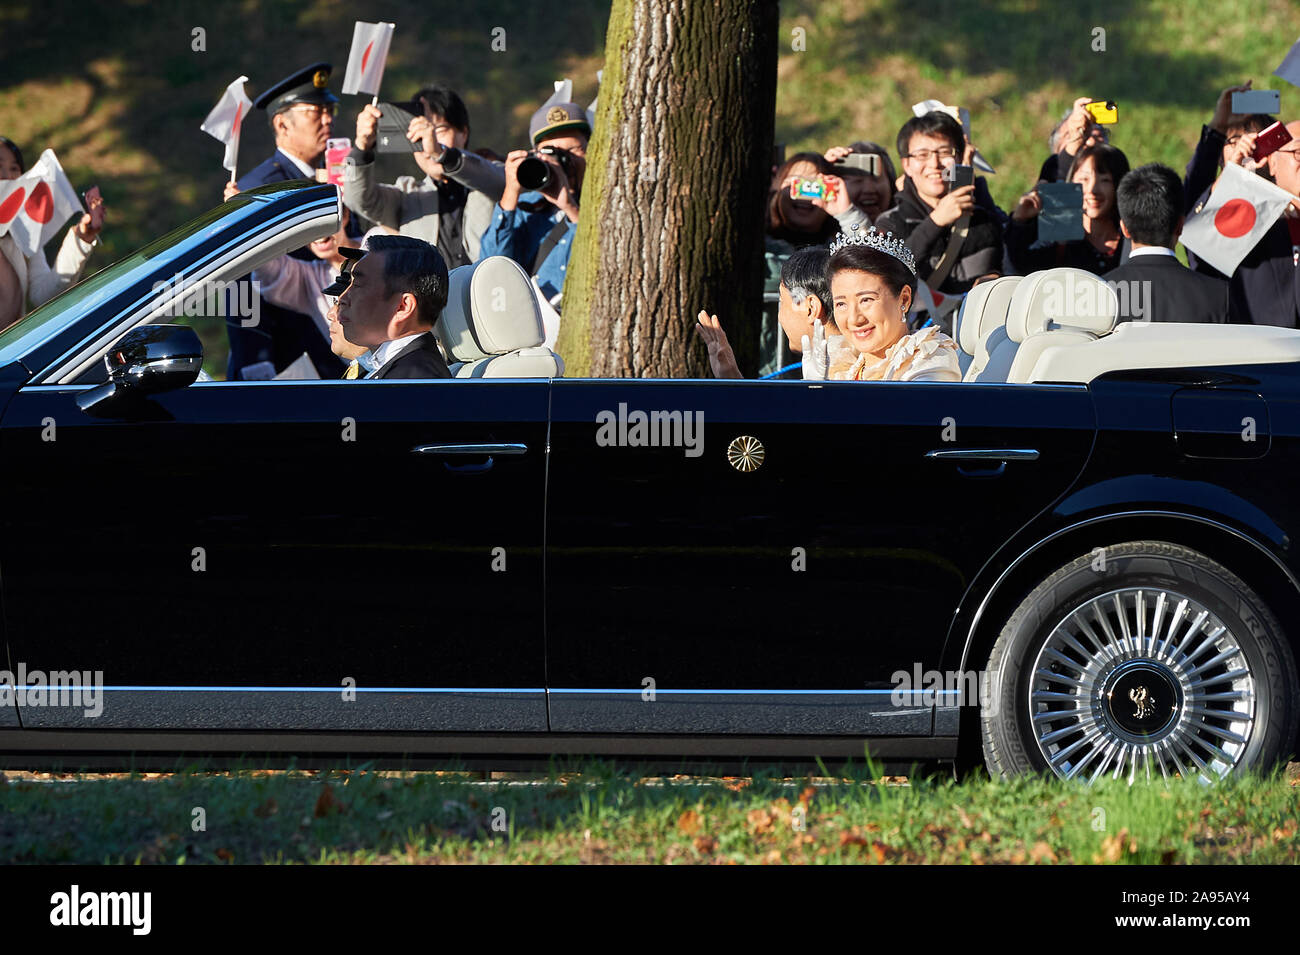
[[1005, 267, 1119, 342], [434, 257, 546, 363], [955, 276, 1021, 357]]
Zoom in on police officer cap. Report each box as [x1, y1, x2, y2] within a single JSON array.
[[254, 62, 340, 115], [529, 102, 592, 145]]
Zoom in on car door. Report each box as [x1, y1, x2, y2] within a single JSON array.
[[545, 377, 1095, 735], [0, 376, 549, 732]]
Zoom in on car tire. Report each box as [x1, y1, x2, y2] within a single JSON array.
[[981, 540, 1300, 783]]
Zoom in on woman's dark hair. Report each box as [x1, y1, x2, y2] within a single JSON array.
[[414, 85, 471, 141], [780, 246, 832, 316], [1066, 143, 1130, 226], [0, 136, 24, 173], [826, 244, 916, 302], [766, 151, 837, 245]]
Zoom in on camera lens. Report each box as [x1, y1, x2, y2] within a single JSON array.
[[517, 155, 550, 191]]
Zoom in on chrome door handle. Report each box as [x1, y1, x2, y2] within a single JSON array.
[[924, 449, 1040, 461], [411, 443, 528, 456]]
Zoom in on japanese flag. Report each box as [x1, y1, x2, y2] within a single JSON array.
[[585, 70, 603, 128], [0, 149, 83, 256], [542, 78, 573, 108], [1181, 162, 1297, 276], [200, 75, 252, 173], [342, 21, 395, 96], [910, 280, 964, 321]]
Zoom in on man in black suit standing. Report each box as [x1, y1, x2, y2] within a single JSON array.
[[1103, 163, 1231, 324], [335, 235, 453, 379]]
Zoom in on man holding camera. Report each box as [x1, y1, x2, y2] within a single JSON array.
[[479, 102, 591, 307], [344, 86, 505, 270]]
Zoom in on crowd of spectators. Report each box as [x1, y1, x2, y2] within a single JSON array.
[[4, 61, 1300, 385], [695, 80, 1300, 381]]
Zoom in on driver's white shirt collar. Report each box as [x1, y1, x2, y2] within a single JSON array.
[[365, 332, 425, 378]]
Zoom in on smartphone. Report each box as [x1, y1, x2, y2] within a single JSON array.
[[1232, 89, 1281, 115], [837, 153, 881, 177], [945, 164, 974, 192], [325, 137, 351, 186], [81, 185, 101, 209], [376, 102, 420, 153], [1252, 121, 1294, 162], [791, 177, 825, 200], [1084, 100, 1119, 125]]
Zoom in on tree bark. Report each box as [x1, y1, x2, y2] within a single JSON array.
[[557, 0, 778, 378]]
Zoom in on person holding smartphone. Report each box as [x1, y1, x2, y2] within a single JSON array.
[[1006, 143, 1131, 277], [0, 136, 105, 330], [871, 111, 1005, 300]]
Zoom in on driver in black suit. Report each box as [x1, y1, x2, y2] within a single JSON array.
[[1104, 163, 1231, 324], [334, 235, 453, 379]]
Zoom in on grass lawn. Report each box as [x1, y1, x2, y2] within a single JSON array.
[[2, 761, 1297, 864]]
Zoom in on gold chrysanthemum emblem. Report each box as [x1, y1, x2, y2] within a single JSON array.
[[727, 435, 765, 472]]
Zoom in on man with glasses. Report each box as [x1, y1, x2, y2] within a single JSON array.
[[1196, 120, 1300, 327], [225, 62, 347, 380], [873, 111, 1005, 306]]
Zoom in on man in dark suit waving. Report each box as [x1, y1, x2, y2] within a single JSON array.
[[335, 235, 453, 379], [1104, 162, 1231, 324]]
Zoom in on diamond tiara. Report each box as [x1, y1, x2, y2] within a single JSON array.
[[828, 223, 917, 276]]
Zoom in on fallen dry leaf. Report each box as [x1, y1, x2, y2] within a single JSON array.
[[677, 810, 702, 835], [746, 808, 775, 836], [314, 784, 342, 818], [1030, 841, 1058, 864], [693, 836, 717, 855]]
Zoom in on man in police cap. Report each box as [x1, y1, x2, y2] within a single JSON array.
[[225, 62, 346, 379], [477, 102, 591, 309]]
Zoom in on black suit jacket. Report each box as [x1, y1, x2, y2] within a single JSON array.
[[372, 332, 452, 379], [1102, 253, 1230, 324]]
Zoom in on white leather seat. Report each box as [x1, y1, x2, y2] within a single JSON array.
[[435, 257, 564, 378], [973, 268, 1117, 383], [1027, 322, 1300, 384], [955, 276, 1021, 381], [1005, 269, 1118, 383]]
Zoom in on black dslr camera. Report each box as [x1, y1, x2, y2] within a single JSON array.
[[517, 145, 573, 191]]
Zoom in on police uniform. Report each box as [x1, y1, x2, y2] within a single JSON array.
[[227, 63, 346, 380]]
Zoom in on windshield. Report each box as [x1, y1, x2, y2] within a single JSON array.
[[0, 198, 261, 368]]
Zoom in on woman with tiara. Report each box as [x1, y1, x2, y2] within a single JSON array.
[[823, 224, 961, 382]]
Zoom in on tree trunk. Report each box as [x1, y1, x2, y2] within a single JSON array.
[[556, 0, 778, 378]]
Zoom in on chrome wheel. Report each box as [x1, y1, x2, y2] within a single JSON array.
[[1029, 587, 1256, 784]]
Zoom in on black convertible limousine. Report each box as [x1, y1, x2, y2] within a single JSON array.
[[0, 181, 1296, 784]]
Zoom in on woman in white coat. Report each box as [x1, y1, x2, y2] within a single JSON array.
[[0, 136, 105, 330]]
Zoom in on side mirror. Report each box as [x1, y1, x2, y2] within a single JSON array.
[[77, 325, 203, 416]]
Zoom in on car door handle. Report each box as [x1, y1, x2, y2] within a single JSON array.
[[411, 443, 528, 456], [412, 443, 527, 474], [924, 449, 1040, 461], [925, 448, 1038, 478]]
